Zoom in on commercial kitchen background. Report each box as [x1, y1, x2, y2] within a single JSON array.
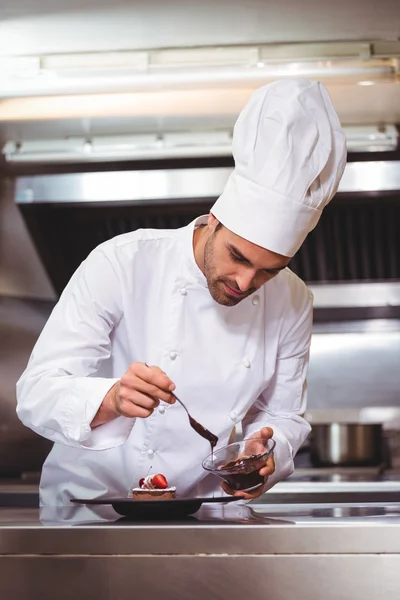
[[1, 3, 400, 599], [1, 0, 399, 476]]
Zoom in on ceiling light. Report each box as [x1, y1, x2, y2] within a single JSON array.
[[0, 61, 394, 98], [0, 42, 397, 98]]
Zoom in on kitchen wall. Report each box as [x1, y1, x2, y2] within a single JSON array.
[[308, 324, 400, 409]]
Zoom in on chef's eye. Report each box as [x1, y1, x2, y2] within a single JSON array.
[[229, 251, 246, 263]]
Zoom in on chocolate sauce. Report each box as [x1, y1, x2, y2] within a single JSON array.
[[219, 453, 263, 470], [217, 452, 265, 491], [188, 415, 218, 455], [221, 470, 264, 491]]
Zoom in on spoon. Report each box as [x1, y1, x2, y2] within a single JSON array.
[[172, 393, 219, 451], [144, 363, 218, 450]]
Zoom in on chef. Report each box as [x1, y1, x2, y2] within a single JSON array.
[[16, 78, 346, 506]]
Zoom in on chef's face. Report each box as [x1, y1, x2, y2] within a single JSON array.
[[204, 215, 290, 307]]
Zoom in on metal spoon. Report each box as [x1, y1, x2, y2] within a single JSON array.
[[144, 363, 218, 449], [172, 393, 218, 450]]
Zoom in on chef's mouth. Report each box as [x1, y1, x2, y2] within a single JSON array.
[[222, 282, 249, 298]]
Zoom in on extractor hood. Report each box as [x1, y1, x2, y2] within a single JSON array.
[[14, 159, 400, 296]]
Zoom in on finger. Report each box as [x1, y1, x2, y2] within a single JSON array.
[[232, 490, 256, 500], [248, 487, 264, 499], [248, 427, 273, 442], [128, 362, 176, 394], [118, 396, 158, 416], [117, 401, 154, 419], [259, 466, 274, 478], [127, 391, 160, 410], [238, 482, 267, 500], [222, 480, 265, 500], [268, 452, 276, 471], [221, 482, 233, 496], [259, 453, 276, 477], [118, 381, 161, 406], [143, 364, 177, 402], [260, 426, 274, 439], [221, 482, 250, 499], [120, 373, 174, 403], [221, 482, 245, 497]]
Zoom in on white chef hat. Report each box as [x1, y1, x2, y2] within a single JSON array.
[[211, 78, 347, 257]]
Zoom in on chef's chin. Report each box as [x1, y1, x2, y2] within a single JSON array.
[[208, 282, 245, 307]]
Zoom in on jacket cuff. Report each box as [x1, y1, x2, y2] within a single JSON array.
[[64, 378, 135, 450]]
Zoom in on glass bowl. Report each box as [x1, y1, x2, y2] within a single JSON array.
[[202, 436, 276, 492]]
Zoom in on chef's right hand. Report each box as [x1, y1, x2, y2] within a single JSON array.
[[91, 363, 176, 427], [116, 363, 176, 418]]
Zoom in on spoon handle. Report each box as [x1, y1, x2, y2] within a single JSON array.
[[172, 393, 189, 415]]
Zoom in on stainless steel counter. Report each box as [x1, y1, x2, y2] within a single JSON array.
[[1, 500, 400, 600], [2, 469, 400, 599], [2, 501, 400, 553]]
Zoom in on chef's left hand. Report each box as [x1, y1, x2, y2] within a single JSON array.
[[221, 426, 275, 500]]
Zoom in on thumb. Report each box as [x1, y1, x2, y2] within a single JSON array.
[[260, 426, 274, 439]]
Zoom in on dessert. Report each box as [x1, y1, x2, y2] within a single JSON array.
[[130, 473, 176, 500]]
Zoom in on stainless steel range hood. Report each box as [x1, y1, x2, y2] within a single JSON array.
[[13, 160, 400, 204], [13, 159, 400, 295]]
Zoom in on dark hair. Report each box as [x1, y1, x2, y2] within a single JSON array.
[[198, 219, 223, 232]]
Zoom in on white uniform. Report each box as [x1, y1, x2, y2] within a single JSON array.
[[16, 216, 312, 505]]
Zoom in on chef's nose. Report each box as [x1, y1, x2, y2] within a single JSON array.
[[236, 268, 256, 292]]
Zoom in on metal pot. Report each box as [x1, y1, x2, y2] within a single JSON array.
[[310, 423, 384, 467]]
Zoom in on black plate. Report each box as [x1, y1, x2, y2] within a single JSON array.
[[71, 496, 241, 519]]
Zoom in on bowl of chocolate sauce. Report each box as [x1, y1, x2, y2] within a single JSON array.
[[202, 437, 276, 492]]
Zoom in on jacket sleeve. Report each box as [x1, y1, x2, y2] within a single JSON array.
[[242, 286, 313, 490], [16, 247, 135, 450]]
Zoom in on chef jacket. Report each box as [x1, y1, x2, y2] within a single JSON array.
[[16, 216, 312, 505]]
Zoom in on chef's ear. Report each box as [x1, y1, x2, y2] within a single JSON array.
[[208, 212, 221, 232]]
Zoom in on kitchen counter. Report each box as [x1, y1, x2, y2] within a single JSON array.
[[1, 501, 400, 552], [1, 500, 400, 600]]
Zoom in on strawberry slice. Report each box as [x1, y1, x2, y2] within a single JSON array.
[[151, 473, 169, 489], [139, 478, 145, 488]]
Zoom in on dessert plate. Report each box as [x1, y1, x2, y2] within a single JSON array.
[[71, 496, 241, 519]]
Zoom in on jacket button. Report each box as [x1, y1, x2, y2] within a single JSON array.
[[169, 351, 178, 360], [180, 288, 187, 296], [158, 406, 166, 414], [229, 412, 237, 421], [147, 449, 155, 458], [242, 358, 251, 368], [252, 295, 260, 306]]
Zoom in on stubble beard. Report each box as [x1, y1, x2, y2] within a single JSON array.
[[204, 233, 250, 307]]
